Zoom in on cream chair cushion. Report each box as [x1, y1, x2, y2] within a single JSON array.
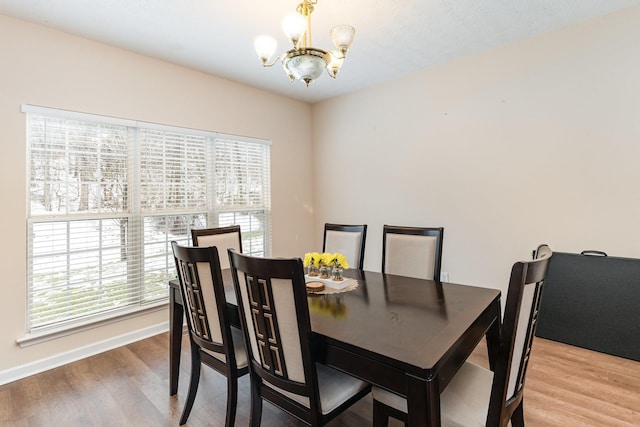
[[384, 233, 437, 280], [267, 363, 370, 415], [181, 261, 222, 343], [235, 273, 369, 415], [194, 232, 241, 269], [507, 281, 536, 397], [324, 230, 363, 269], [371, 361, 493, 426], [235, 275, 306, 383], [203, 326, 248, 368]]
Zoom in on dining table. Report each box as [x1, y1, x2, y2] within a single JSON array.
[[169, 268, 501, 426]]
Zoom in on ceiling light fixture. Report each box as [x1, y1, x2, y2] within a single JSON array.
[[254, 0, 355, 87]]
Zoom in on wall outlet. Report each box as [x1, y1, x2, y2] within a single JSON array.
[[440, 272, 449, 282]]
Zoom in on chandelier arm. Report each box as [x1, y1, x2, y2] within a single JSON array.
[[261, 53, 287, 68]]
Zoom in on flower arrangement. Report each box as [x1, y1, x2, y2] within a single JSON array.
[[303, 252, 322, 275], [304, 252, 349, 281], [325, 253, 349, 270]]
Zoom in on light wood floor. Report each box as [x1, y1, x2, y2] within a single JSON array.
[[1, 333, 638, 426]]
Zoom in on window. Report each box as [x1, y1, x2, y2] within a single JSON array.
[[24, 105, 271, 336]]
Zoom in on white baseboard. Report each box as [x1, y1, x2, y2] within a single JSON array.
[[0, 323, 169, 386]]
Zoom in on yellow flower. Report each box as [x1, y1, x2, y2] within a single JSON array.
[[307, 252, 349, 269], [303, 252, 313, 267], [303, 252, 321, 267], [336, 253, 349, 269], [322, 252, 349, 269], [320, 252, 333, 267]]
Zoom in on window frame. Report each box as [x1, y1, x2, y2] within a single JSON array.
[[20, 105, 271, 345]]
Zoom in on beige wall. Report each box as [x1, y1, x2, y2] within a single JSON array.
[[0, 15, 314, 374], [311, 6, 640, 293]]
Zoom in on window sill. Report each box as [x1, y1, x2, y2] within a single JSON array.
[[16, 301, 168, 348]]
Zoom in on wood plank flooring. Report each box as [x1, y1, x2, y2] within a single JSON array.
[[1, 333, 638, 426]]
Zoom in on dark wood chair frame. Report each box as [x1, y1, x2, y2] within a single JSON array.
[[381, 225, 444, 281], [373, 244, 552, 427], [322, 223, 368, 270], [171, 242, 249, 426], [228, 249, 371, 427], [191, 225, 243, 250]]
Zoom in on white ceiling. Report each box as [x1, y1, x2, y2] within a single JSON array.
[[1, 0, 639, 103]]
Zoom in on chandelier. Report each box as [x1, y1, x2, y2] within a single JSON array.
[[253, 0, 355, 86]]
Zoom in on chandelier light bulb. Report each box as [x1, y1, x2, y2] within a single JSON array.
[[330, 25, 355, 55], [325, 51, 345, 78], [282, 13, 307, 47], [254, 35, 278, 62]]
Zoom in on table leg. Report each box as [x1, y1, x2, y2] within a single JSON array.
[[485, 300, 501, 371], [169, 286, 184, 396], [485, 299, 503, 425], [407, 373, 440, 426]]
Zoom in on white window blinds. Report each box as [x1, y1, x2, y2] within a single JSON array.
[[24, 105, 271, 335], [214, 137, 272, 256]]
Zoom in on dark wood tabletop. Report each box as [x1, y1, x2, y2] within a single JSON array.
[[169, 269, 501, 426]]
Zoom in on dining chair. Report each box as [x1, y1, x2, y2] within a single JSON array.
[[371, 244, 553, 427], [322, 223, 367, 270], [171, 242, 249, 426], [381, 225, 444, 281], [228, 249, 371, 426], [191, 225, 242, 270]]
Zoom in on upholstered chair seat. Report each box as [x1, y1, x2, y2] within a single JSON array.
[[372, 361, 493, 426], [269, 362, 370, 415], [202, 326, 248, 367]]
